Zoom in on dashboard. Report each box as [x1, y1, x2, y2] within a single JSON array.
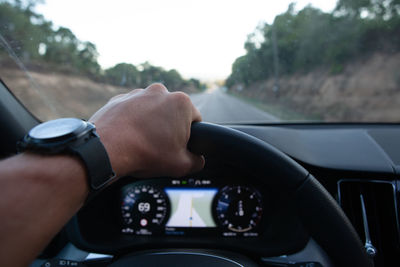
[[119, 178, 263, 237], [67, 164, 308, 256]]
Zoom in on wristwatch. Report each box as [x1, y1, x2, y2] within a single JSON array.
[[18, 118, 116, 195]]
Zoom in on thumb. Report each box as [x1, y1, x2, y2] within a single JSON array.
[[184, 151, 205, 174]]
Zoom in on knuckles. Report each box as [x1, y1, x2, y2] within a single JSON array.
[[169, 91, 192, 109], [146, 83, 168, 93]]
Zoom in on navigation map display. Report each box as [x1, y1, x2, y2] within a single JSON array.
[[165, 188, 218, 228]]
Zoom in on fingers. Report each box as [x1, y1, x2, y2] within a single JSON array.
[[121, 83, 205, 178], [188, 153, 205, 173], [169, 91, 202, 122], [191, 105, 202, 122], [145, 84, 201, 122], [146, 83, 169, 94], [175, 151, 205, 177]]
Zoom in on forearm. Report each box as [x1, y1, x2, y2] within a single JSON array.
[[0, 153, 89, 267]]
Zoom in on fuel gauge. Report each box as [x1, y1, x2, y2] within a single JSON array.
[[214, 186, 263, 233]]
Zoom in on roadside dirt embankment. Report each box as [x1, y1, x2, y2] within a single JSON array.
[[1, 68, 198, 121], [233, 52, 400, 122]]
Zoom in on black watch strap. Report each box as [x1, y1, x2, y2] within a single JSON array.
[[70, 133, 115, 190]]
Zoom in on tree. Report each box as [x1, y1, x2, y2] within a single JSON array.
[[78, 42, 100, 75], [335, 0, 400, 19], [105, 63, 139, 87], [161, 69, 184, 89]]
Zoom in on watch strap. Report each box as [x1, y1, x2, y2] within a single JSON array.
[[70, 133, 115, 190]]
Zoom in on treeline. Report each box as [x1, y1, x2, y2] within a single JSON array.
[[226, 0, 400, 87], [0, 0, 205, 90], [104, 62, 204, 90]]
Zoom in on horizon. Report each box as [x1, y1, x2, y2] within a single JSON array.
[[35, 0, 337, 81]]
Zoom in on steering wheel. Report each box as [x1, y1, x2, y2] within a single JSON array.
[[188, 122, 372, 267], [106, 122, 373, 267]]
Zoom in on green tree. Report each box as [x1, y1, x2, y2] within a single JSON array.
[[105, 63, 139, 87], [77, 42, 100, 75], [161, 69, 184, 89], [335, 0, 400, 19], [44, 27, 79, 67]]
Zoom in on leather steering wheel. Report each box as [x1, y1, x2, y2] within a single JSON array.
[[186, 122, 373, 267]]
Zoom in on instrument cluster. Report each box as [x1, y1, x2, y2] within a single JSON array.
[[119, 178, 264, 237]]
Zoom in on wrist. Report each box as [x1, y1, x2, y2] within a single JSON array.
[[19, 118, 116, 197], [94, 126, 133, 178], [17, 153, 89, 204]]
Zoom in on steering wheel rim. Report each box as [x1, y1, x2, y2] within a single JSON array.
[[188, 122, 373, 267]]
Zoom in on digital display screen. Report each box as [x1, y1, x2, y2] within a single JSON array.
[[165, 188, 218, 228]]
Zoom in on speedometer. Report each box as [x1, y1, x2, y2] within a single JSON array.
[[215, 186, 263, 233], [121, 184, 170, 235], [119, 179, 264, 237]]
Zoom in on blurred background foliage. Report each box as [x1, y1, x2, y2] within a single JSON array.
[[226, 0, 400, 87], [0, 0, 205, 90], [1, 0, 399, 91]]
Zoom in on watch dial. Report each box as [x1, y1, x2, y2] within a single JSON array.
[[29, 118, 86, 139]]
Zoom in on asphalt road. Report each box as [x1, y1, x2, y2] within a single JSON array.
[[190, 88, 279, 123]]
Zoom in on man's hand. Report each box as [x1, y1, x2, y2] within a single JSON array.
[[90, 83, 205, 178]]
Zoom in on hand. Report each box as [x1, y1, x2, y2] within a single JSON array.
[[90, 83, 205, 178]]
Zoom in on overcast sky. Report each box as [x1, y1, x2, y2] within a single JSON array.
[[36, 0, 337, 80]]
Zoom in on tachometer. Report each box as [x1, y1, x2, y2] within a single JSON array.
[[215, 186, 263, 233], [121, 184, 170, 235]]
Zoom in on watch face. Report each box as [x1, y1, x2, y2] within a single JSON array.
[[29, 118, 87, 140]]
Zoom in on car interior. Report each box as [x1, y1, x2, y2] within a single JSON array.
[[2, 0, 400, 266], [1, 78, 399, 267]]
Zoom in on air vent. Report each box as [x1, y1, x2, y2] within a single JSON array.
[[338, 180, 400, 267]]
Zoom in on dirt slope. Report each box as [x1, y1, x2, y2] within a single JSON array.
[[234, 52, 400, 122], [1, 68, 197, 121]]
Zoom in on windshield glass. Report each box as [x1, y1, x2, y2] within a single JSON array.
[[1, 0, 399, 123]]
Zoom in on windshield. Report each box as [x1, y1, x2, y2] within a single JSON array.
[[0, 0, 399, 123]]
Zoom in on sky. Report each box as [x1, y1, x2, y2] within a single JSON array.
[[36, 0, 337, 81]]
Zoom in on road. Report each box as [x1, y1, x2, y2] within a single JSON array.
[[190, 88, 279, 123]]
